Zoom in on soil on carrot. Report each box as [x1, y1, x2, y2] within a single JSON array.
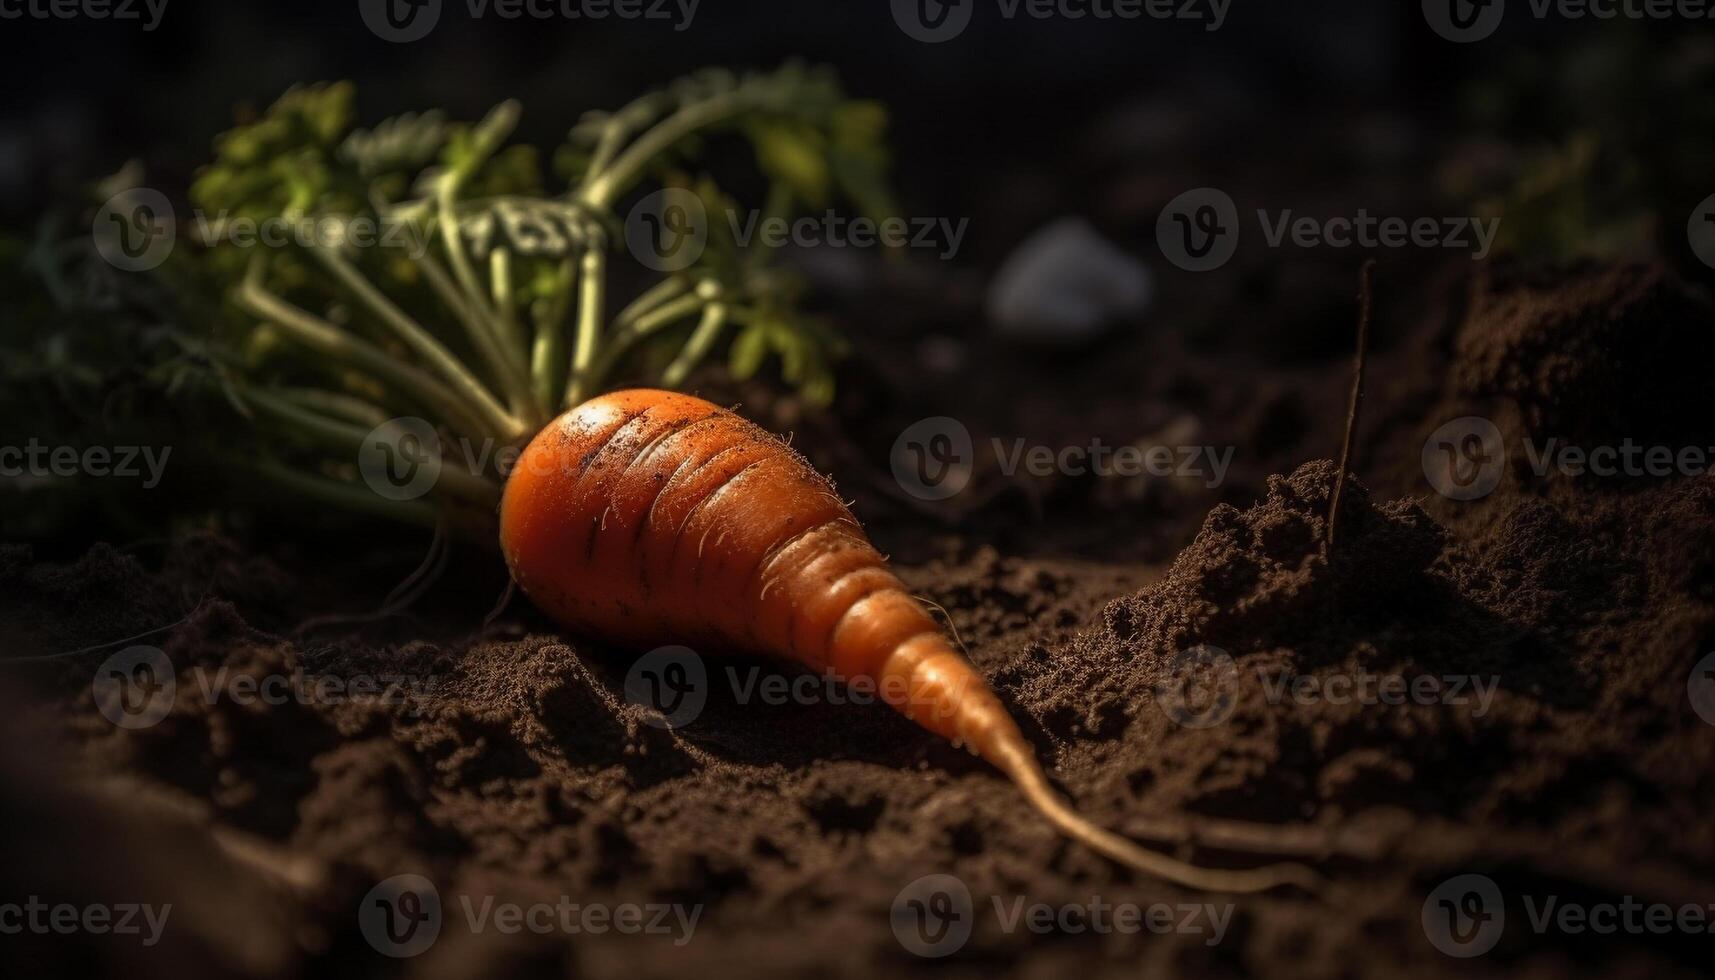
[[2, 258, 1713, 980]]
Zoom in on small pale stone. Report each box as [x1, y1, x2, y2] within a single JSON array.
[[987, 217, 1152, 343]]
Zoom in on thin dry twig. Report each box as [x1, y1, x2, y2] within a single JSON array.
[[1327, 259, 1376, 552]]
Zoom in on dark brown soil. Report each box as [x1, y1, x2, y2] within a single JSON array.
[[2, 259, 1713, 979]]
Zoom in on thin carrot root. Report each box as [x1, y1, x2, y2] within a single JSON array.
[[880, 634, 1322, 893], [989, 738, 1323, 894], [501, 390, 1327, 893]]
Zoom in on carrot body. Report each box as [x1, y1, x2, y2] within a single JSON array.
[[500, 389, 1004, 751], [501, 390, 1314, 892]]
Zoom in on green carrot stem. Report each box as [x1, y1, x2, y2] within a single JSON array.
[[660, 302, 729, 387], [251, 459, 441, 529], [273, 387, 393, 428], [577, 86, 663, 191], [239, 387, 501, 507], [612, 275, 690, 329], [238, 385, 375, 450], [580, 89, 756, 208], [487, 246, 540, 420], [530, 256, 576, 410], [618, 292, 708, 341], [410, 244, 540, 423], [235, 276, 490, 441], [436, 177, 493, 320], [581, 119, 631, 190], [563, 246, 607, 408], [583, 291, 707, 390], [490, 247, 525, 359], [305, 246, 524, 442], [746, 182, 793, 269]]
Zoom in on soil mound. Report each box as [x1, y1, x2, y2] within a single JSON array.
[[1453, 262, 1715, 446]]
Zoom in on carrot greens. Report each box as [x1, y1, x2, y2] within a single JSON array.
[[168, 63, 892, 526]]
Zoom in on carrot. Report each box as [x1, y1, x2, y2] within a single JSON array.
[[501, 389, 1318, 893]]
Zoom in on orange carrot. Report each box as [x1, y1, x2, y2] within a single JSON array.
[[501, 389, 1316, 892]]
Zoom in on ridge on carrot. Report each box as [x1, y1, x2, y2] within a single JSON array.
[[501, 389, 1319, 893], [115, 66, 1322, 892]]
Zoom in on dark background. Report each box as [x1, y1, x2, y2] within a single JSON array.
[[0, 0, 1701, 251], [2, 7, 1714, 980], [4, 0, 1713, 553]]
